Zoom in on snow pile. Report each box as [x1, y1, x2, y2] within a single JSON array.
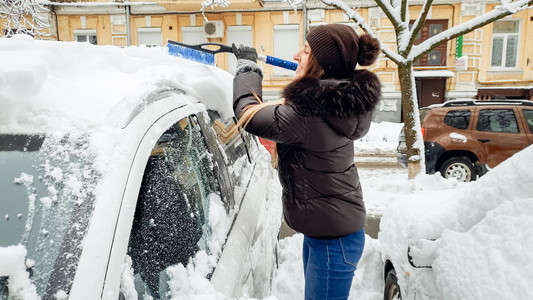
[[431, 145, 533, 298], [271, 234, 305, 299], [354, 122, 403, 155], [380, 145, 533, 299], [0, 245, 39, 300], [361, 169, 462, 216], [449, 132, 467, 143], [0, 35, 233, 134]]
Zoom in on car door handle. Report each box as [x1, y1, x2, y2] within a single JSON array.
[[478, 139, 491, 143]]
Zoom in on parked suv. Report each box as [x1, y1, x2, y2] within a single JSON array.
[[397, 99, 533, 182]]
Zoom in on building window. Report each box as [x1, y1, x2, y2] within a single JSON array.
[[411, 20, 448, 66], [137, 28, 162, 47], [491, 20, 520, 68], [227, 26, 253, 75], [74, 29, 97, 45], [273, 24, 299, 76], [181, 26, 206, 45]]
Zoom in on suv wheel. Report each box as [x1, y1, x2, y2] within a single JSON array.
[[440, 157, 476, 182], [384, 269, 401, 300]]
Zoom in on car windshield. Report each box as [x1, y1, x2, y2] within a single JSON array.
[[0, 134, 100, 297]]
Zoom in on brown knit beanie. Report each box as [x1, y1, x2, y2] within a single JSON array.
[[306, 24, 380, 79]]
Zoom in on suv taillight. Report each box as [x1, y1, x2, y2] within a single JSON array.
[[421, 127, 426, 139]]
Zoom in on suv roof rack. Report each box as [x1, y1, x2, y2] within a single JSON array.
[[442, 99, 533, 107]]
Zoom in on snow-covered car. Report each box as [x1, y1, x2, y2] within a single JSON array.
[[0, 36, 281, 299], [380, 144, 533, 299]]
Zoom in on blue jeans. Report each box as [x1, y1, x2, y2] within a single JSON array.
[[302, 229, 365, 300]]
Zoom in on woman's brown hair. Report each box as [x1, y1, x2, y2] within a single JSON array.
[[232, 50, 324, 167]]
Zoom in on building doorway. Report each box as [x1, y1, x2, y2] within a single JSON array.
[[415, 77, 447, 108]]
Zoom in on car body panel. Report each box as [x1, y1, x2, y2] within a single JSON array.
[[470, 107, 530, 168]]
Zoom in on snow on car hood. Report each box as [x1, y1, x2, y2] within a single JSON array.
[[0, 34, 234, 134], [380, 145, 533, 298]]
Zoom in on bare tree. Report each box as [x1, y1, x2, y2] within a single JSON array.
[[318, 0, 533, 178], [0, 0, 49, 38]]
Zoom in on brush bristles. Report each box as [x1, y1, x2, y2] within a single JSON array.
[[167, 43, 215, 65]]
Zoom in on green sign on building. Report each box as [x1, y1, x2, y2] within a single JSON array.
[[456, 35, 463, 58]]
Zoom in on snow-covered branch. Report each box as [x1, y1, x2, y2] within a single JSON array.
[[200, 0, 230, 20], [400, 0, 408, 23], [373, 0, 402, 28], [320, 0, 404, 64], [406, 0, 434, 52], [284, 0, 305, 9], [410, 0, 533, 61], [0, 0, 50, 38]]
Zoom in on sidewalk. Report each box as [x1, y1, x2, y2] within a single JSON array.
[[354, 154, 401, 169]]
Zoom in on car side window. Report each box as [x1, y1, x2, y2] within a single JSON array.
[[523, 110, 533, 133], [127, 115, 220, 299], [476, 109, 519, 133], [444, 110, 471, 130]]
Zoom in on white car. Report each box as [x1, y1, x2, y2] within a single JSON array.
[[0, 36, 280, 299], [380, 145, 533, 300]]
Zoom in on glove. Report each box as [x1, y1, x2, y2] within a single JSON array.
[[232, 43, 258, 63]]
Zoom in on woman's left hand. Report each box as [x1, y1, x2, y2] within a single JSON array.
[[232, 43, 258, 63]]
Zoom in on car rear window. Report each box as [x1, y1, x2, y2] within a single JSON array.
[[444, 110, 471, 130]]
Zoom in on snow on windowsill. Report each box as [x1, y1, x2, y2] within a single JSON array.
[[413, 70, 455, 78]]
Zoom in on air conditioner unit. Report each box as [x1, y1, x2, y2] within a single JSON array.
[[203, 20, 224, 38]]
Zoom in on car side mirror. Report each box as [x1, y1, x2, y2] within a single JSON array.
[[407, 239, 436, 268]]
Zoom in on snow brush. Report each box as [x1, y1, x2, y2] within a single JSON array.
[[166, 40, 298, 71]]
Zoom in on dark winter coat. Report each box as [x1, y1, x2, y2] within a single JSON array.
[[233, 69, 381, 238]]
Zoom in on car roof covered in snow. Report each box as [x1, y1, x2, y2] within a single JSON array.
[[0, 35, 234, 134]]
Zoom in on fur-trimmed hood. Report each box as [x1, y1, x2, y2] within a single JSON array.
[[282, 69, 381, 139], [282, 69, 382, 119]]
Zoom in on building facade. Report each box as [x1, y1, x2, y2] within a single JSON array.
[[1, 0, 532, 122]]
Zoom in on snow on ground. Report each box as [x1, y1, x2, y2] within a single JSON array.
[[354, 121, 402, 155]]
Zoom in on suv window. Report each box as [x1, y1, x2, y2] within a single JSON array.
[[523, 110, 533, 133], [444, 110, 471, 129], [127, 115, 221, 298], [476, 109, 519, 133]]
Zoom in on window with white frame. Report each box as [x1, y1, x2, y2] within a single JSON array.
[[273, 24, 299, 76], [138, 28, 162, 47], [491, 20, 520, 68], [74, 29, 97, 45], [227, 26, 253, 75], [181, 27, 207, 45]]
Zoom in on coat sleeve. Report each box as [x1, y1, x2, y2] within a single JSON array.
[[233, 71, 307, 145]]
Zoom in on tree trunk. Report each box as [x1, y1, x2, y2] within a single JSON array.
[[397, 61, 425, 179]]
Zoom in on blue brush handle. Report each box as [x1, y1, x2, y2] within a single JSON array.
[[258, 55, 298, 71]]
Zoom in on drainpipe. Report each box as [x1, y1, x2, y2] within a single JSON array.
[[125, 0, 131, 46], [303, 1, 307, 40]]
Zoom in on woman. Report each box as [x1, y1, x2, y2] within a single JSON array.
[[232, 24, 381, 299]]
